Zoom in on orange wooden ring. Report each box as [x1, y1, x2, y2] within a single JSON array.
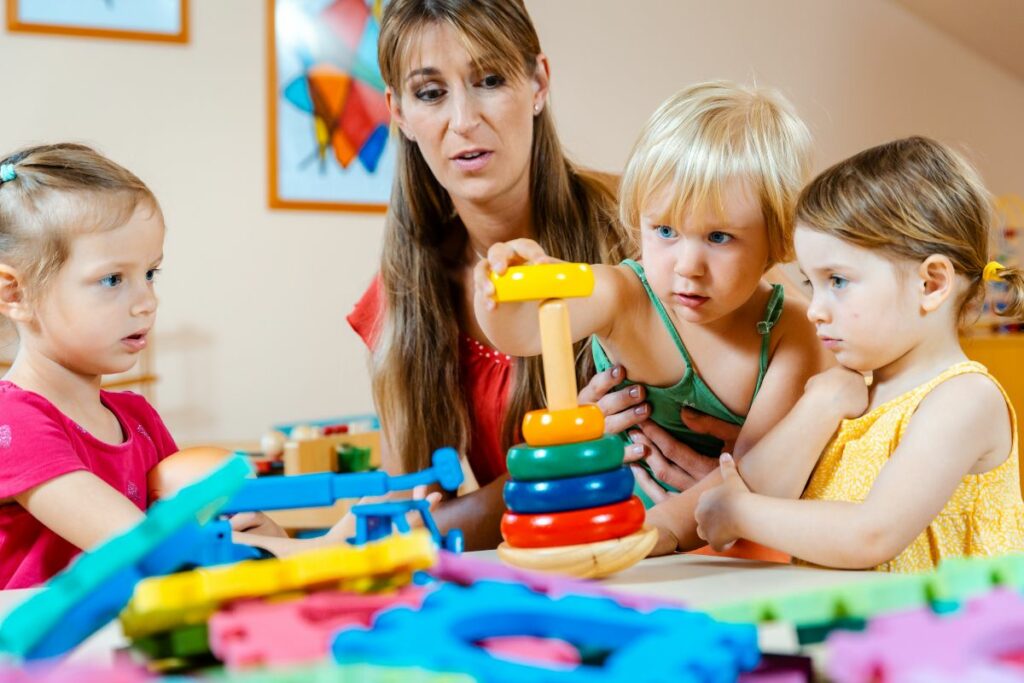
[[501, 496, 645, 548], [521, 404, 604, 447]]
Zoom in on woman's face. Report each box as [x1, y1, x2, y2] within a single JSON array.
[[387, 22, 549, 208]]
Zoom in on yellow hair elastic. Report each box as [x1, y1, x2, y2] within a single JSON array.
[[983, 261, 1006, 283]]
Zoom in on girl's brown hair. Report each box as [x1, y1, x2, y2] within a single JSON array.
[[0, 143, 158, 301], [374, 0, 632, 475], [796, 136, 1024, 322]]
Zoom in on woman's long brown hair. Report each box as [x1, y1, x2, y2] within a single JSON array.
[[374, 0, 633, 474]]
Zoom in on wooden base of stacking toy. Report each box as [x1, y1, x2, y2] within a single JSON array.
[[496, 526, 658, 579]]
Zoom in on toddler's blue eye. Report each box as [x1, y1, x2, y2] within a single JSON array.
[[146, 268, 161, 282], [708, 231, 732, 244], [99, 274, 122, 288], [655, 225, 676, 239], [830, 276, 848, 289]]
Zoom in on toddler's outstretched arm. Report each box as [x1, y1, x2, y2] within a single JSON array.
[[471, 238, 629, 356]]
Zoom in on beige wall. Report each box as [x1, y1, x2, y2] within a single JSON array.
[[0, 0, 1021, 442]]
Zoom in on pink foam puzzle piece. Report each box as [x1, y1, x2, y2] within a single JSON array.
[[432, 550, 683, 612], [0, 662, 152, 683], [478, 636, 581, 668], [827, 588, 1024, 682], [208, 586, 425, 669]]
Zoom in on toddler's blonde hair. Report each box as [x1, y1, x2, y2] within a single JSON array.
[[620, 81, 812, 267]]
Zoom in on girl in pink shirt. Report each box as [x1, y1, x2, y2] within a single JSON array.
[[0, 144, 177, 588]]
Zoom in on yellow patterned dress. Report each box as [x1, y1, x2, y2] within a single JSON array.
[[799, 361, 1024, 573]]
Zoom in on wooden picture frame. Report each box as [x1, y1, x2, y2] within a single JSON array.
[[267, 0, 393, 213], [6, 0, 188, 44]]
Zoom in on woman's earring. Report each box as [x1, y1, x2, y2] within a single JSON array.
[[534, 104, 541, 115]]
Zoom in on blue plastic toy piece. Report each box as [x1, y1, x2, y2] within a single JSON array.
[[272, 413, 380, 437], [503, 466, 635, 514], [221, 447, 463, 514], [331, 581, 759, 682], [0, 456, 252, 661], [185, 520, 267, 567], [350, 500, 464, 553]]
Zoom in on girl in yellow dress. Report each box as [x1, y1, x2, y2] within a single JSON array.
[[693, 136, 1024, 572]]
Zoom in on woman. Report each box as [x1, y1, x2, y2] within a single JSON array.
[[348, 0, 739, 549], [346, 0, 635, 550]]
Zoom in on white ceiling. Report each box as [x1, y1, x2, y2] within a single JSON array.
[[892, 0, 1024, 81]]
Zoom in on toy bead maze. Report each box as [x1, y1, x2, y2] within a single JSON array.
[[490, 263, 657, 578]]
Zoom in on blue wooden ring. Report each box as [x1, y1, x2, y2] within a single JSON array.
[[504, 466, 635, 514], [506, 435, 624, 481]]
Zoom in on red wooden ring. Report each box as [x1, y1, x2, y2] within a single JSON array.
[[500, 496, 645, 548]]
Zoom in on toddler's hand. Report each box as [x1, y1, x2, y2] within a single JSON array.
[[472, 238, 559, 311], [694, 453, 748, 551], [804, 366, 869, 420], [229, 511, 288, 538]]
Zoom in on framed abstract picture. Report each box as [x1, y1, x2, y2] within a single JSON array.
[[267, 0, 394, 212], [6, 0, 188, 44]]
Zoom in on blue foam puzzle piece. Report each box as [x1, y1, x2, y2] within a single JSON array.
[[503, 466, 635, 514], [331, 580, 759, 682], [0, 456, 251, 660]]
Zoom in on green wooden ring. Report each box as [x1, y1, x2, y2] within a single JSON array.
[[506, 435, 623, 481]]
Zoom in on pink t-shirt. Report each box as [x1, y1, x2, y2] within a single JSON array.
[[0, 381, 177, 588]]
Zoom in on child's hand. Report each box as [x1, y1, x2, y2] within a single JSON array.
[[804, 367, 869, 420], [472, 238, 559, 311], [229, 511, 288, 538], [694, 453, 749, 551]]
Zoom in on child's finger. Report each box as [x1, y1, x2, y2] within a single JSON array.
[[505, 238, 547, 264], [719, 452, 737, 478], [229, 512, 260, 531]]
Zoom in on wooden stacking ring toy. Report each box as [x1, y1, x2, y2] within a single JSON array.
[[497, 527, 659, 579], [503, 466, 634, 514], [506, 435, 623, 481], [522, 405, 604, 447], [500, 496, 645, 548], [489, 263, 594, 302]]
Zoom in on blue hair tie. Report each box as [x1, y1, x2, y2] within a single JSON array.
[[0, 163, 15, 183]]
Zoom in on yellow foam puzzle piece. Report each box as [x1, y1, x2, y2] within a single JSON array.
[[119, 530, 435, 638]]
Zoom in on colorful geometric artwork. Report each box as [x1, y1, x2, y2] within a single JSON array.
[[7, 0, 188, 43], [268, 0, 394, 212]]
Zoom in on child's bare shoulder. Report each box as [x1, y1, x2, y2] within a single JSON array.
[[768, 293, 820, 353], [916, 370, 1007, 426], [599, 263, 647, 300], [911, 369, 1011, 469]]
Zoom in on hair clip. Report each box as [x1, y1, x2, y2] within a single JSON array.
[[0, 163, 15, 184], [983, 261, 1006, 283]]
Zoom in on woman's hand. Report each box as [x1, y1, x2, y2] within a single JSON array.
[[578, 364, 650, 442], [625, 409, 741, 496], [473, 238, 559, 311], [694, 454, 750, 551], [804, 366, 869, 421]]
